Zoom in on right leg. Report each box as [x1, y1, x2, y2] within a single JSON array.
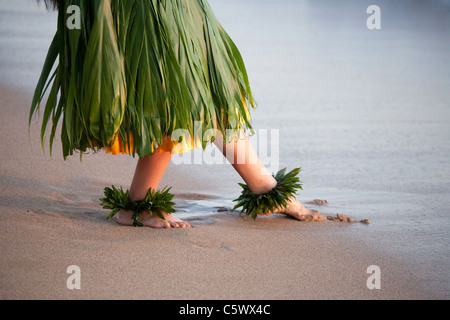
[[214, 132, 319, 221], [116, 147, 191, 228]]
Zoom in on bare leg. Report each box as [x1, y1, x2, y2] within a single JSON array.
[[116, 147, 191, 228], [214, 132, 317, 221]]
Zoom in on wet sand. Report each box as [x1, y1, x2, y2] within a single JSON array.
[[1, 0, 449, 300], [0, 85, 443, 299]]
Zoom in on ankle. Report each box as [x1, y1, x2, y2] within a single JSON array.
[[130, 190, 148, 202], [250, 178, 277, 194], [129, 187, 154, 202], [129, 191, 142, 203]]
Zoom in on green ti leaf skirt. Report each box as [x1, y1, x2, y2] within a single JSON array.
[[30, 0, 256, 159]]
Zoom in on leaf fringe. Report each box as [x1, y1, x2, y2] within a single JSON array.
[[100, 185, 176, 227], [29, 0, 256, 159], [232, 168, 303, 220]]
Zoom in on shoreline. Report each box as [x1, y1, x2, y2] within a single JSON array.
[[0, 84, 445, 299]]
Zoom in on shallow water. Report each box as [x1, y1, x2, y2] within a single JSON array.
[[214, 0, 450, 297], [1, 0, 449, 297]]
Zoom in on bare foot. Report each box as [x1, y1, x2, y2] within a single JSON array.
[[116, 209, 191, 228], [272, 197, 327, 221]]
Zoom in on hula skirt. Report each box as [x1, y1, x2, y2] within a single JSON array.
[[30, 0, 255, 159]]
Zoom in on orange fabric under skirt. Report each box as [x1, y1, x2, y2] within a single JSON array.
[[104, 133, 201, 155]]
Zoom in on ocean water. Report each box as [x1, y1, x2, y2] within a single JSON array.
[[1, 0, 449, 297], [209, 0, 450, 296]]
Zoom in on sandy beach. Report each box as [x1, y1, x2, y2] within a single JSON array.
[[1, 0, 449, 300], [0, 85, 444, 299]]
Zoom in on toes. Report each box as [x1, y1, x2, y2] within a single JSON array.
[[170, 220, 192, 228], [169, 221, 180, 228], [164, 215, 180, 228], [167, 215, 191, 228], [122, 211, 190, 229], [153, 218, 171, 228], [181, 222, 191, 228], [152, 220, 167, 228]]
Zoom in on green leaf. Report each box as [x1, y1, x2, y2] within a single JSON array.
[[81, 0, 126, 145], [29, 33, 59, 126], [100, 185, 176, 226], [232, 167, 303, 219]]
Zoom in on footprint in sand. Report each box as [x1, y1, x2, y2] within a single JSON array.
[[46, 192, 99, 209], [304, 199, 369, 224], [306, 199, 330, 206]]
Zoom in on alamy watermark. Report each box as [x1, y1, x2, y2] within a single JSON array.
[[67, 4, 382, 31], [66, 5, 81, 30], [367, 5, 381, 30], [66, 265, 81, 290], [366, 265, 381, 290], [170, 122, 280, 174]]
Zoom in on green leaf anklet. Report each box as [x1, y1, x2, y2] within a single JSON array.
[[100, 185, 176, 226], [232, 167, 303, 220]]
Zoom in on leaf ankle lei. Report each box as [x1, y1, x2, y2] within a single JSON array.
[[100, 185, 176, 226], [232, 168, 303, 220]]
